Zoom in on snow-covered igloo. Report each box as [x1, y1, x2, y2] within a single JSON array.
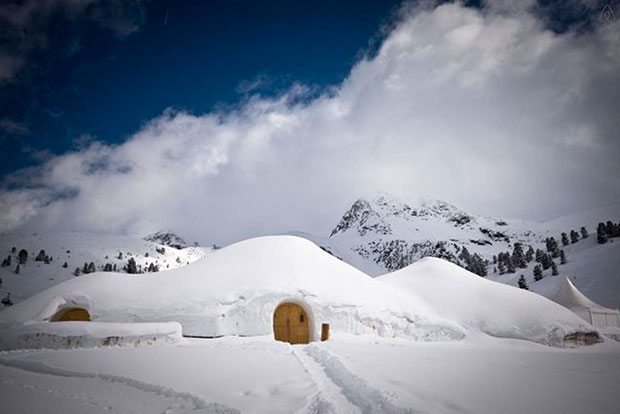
[[0, 235, 602, 349]]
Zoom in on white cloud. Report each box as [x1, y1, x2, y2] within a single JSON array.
[[1, 1, 619, 244]]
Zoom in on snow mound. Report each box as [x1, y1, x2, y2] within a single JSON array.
[[0, 321, 182, 350], [0, 236, 464, 345], [378, 257, 601, 347]]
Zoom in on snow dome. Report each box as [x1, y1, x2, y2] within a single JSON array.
[[0, 236, 600, 349], [0, 236, 463, 346]]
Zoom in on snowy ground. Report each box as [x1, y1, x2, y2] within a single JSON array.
[[1, 335, 619, 414]]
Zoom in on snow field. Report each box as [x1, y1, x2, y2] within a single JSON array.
[[1, 335, 619, 414]]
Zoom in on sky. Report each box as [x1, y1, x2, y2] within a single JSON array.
[[1, 0, 619, 245]]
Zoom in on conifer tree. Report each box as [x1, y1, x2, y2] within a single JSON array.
[[35, 250, 46, 261], [533, 265, 543, 281], [14, 264, 20, 274], [512, 243, 527, 268], [535, 249, 545, 262], [561, 232, 569, 246], [74, 267, 81, 276], [518, 275, 529, 290], [551, 260, 559, 276], [525, 246, 534, 262], [597, 223, 608, 244], [580, 227, 588, 239], [18, 249, 28, 265], [570, 230, 579, 244], [126, 258, 138, 274], [560, 249, 567, 264]]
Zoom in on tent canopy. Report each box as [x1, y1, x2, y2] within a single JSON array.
[[553, 278, 619, 328]]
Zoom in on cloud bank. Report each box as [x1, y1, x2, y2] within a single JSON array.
[[1, 1, 619, 245]]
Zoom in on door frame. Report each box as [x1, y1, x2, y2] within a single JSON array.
[[273, 299, 315, 343]]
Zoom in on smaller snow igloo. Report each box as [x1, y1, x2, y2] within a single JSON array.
[[51, 307, 91, 322], [273, 300, 314, 344]]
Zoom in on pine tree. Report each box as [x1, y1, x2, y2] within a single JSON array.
[[533, 265, 543, 281], [87, 262, 95, 273], [560, 249, 567, 264], [580, 227, 588, 239], [126, 258, 138, 274], [512, 243, 527, 268], [551, 260, 559, 276], [35, 250, 46, 261], [545, 237, 558, 253], [506, 256, 516, 274], [74, 267, 81, 276], [14, 264, 20, 274], [606, 221, 615, 237], [597, 222, 608, 244], [525, 246, 534, 262], [535, 249, 545, 262], [561, 232, 569, 246], [498, 260, 505, 275], [570, 230, 579, 244], [518, 275, 529, 290], [541, 253, 552, 270], [18, 249, 28, 264], [62, 262, 68, 268]]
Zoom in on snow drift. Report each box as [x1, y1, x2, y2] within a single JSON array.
[[378, 258, 601, 347]]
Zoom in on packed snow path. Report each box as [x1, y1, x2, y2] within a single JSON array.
[[1, 335, 620, 414], [294, 345, 414, 414]]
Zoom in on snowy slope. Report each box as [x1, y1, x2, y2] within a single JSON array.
[[0, 231, 207, 305], [489, 235, 620, 309], [301, 195, 620, 308]]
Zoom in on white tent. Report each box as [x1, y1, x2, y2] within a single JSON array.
[[553, 278, 620, 328]]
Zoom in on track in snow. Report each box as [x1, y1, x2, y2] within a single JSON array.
[[0, 358, 239, 414], [293, 344, 415, 414]]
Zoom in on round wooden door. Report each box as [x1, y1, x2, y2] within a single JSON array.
[[273, 303, 309, 344], [51, 307, 91, 322]]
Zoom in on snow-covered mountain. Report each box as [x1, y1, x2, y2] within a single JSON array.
[[143, 231, 188, 249], [299, 195, 620, 309], [0, 232, 208, 305]]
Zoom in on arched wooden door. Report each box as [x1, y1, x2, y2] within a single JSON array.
[[51, 307, 91, 322], [273, 303, 309, 344]]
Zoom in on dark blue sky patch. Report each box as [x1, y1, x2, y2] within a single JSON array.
[[0, 0, 605, 181]]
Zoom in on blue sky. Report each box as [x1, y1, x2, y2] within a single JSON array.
[[0, 0, 407, 177], [1, 0, 619, 241]]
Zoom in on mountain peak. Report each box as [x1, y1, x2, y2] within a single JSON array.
[[330, 195, 474, 238], [143, 231, 187, 249]]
